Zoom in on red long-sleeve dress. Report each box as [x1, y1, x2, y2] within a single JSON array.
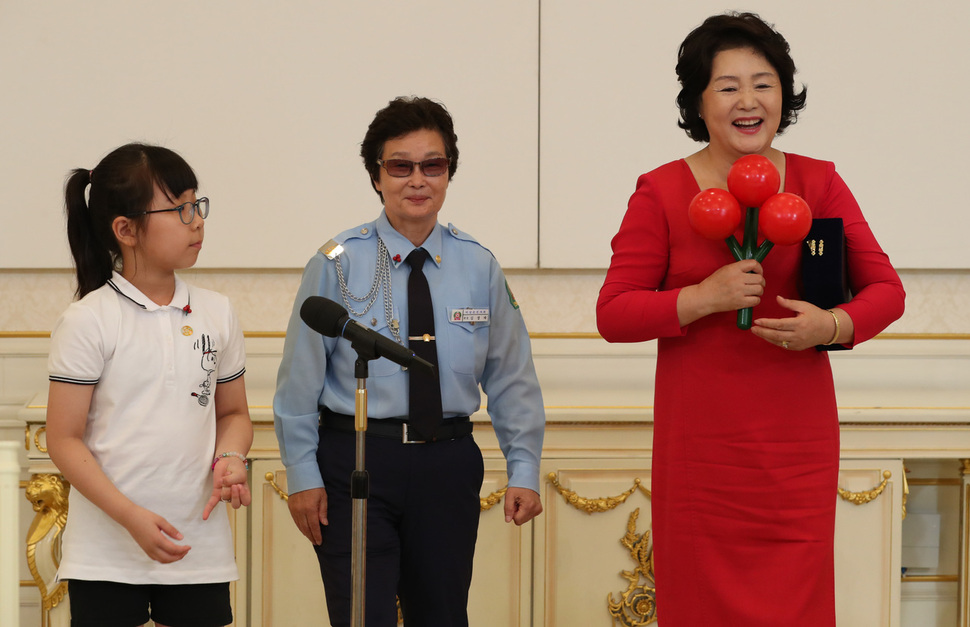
[[597, 154, 905, 626]]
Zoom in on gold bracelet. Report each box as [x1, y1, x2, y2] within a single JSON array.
[[824, 309, 841, 345]]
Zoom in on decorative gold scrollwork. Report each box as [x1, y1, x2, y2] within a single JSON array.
[[33, 426, 48, 454], [25, 473, 70, 612], [838, 470, 891, 505], [607, 508, 657, 625], [264, 471, 289, 501], [546, 472, 650, 514], [901, 471, 909, 520], [480, 487, 508, 511], [264, 470, 512, 515]]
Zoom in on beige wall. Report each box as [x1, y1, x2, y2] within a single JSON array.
[[1, 268, 967, 336]]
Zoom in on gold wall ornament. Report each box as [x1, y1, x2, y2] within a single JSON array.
[[480, 486, 508, 512], [25, 473, 70, 613], [33, 426, 48, 454], [607, 508, 657, 626], [546, 472, 648, 514], [838, 470, 892, 505], [265, 471, 511, 514], [264, 471, 289, 501], [901, 471, 909, 520]]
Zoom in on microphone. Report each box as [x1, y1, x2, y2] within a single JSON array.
[[300, 296, 435, 373]]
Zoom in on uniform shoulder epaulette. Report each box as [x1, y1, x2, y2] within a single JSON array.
[[444, 223, 482, 245], [318, 222, 377, 259], [444, 223, 496, 257]]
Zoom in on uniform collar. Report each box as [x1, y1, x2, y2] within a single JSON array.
[[107, 271, 192, 314], [377, 210, 443, 269]]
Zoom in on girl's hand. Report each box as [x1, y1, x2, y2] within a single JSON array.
[[121, 505, 190, 563], [752, 295, 837, 350], [203, 458, 252, 520]]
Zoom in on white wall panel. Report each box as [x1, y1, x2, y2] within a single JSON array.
[[0, 1, 539, 268], [540, 1, 970, 269]]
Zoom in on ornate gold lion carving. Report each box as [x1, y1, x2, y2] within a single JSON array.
[[608, 508, 657, 625], [25, 473, 70, 611]]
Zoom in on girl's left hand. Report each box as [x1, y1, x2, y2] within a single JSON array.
[[203, 459, 252, 520], [751, 295, 834, 351]]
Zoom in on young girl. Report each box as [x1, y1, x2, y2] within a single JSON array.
[[46, 143, 253, 627]]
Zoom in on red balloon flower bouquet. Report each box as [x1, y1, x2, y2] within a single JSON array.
[[688, 155, 813, 329]]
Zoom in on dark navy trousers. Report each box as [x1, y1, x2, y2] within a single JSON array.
[[314, 424, 485, 627]]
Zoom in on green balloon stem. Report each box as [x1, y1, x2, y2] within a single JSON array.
[[736, 207, 761, 330], [754, 239, 774, 263], [737, 307, 753, 330]]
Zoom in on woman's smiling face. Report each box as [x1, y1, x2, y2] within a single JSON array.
[[699, 46, 783, 160]]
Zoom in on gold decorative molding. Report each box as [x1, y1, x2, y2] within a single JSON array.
[[546, 473, 650, 514], [902, 471, 909, 520], [33, 426, 48, 454], [0, 331, 51, 338], [480, 487, 508, 511], [25, 473, 70, 613], [961, 458, 970, 476], [838, 470, 892, 505], [902, 574, 959, 583], [607, 508, 657, 625], [264, 471, 288, 502], [264, 471, 513, 514]]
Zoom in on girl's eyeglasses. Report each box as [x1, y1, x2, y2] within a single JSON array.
[[377, 158, 450, 178], [129, 197, 209, 225]]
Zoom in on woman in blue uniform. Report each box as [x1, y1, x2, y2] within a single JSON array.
[[274, 96, 546, 627]]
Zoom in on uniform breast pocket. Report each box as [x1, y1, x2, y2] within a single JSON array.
[[362, 314, 405, 378], [444, 306, 490, 376]]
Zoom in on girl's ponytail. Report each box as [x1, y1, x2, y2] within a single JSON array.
[[65, 168, 117, 298]]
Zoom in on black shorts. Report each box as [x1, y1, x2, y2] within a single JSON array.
[[67, 579, 232, 627]]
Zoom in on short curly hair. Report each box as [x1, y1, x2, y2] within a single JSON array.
[[676, 12, 807, 143], [360, 96, 459, 201]]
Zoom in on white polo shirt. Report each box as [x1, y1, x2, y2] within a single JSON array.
[[48, 272, 246, 584]]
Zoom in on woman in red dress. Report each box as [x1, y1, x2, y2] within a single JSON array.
[[596, 13, 905, 626]]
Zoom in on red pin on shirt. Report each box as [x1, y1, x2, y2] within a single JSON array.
[[688, 155, 812, 329]]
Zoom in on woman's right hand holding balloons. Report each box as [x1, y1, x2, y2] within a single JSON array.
[[677, 259, 764, 326]]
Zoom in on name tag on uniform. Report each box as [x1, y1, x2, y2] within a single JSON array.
[[450, 308, 489, 323]]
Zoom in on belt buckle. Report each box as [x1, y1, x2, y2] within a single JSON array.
[[402, 423, 426, 444]]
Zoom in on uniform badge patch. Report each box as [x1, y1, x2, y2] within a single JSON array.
[[505, 280, 519, 310]]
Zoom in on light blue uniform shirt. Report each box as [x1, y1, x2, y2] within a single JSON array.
[[274, 211, 545, 495]]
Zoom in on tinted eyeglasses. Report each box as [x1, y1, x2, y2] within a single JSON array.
[[130, 197, 209, 225], [377, 158, 450, 178]]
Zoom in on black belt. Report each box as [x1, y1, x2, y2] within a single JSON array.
[[320, 408, 472, 444]]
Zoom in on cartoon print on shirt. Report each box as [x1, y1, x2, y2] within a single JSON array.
[[191, 334, 217, 406]]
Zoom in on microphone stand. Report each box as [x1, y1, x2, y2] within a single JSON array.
[[349, 346, 375, 627]]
